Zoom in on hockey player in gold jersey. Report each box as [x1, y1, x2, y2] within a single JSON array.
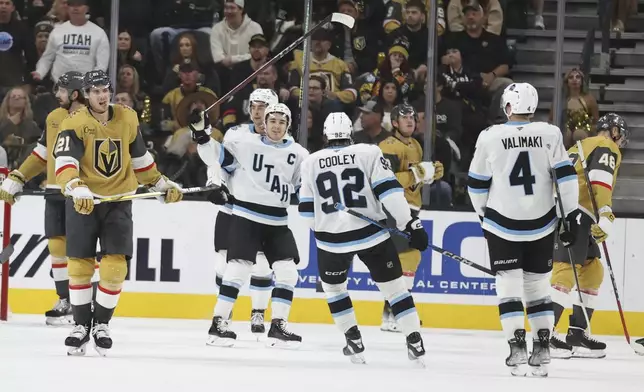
[[0, 71, 91, 326], [549, 113, 628, 359], [54, 70, 183, 356], [378, 104, 443, 332]]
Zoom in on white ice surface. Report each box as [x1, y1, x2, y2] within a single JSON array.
[[1, 315, 643, 392]]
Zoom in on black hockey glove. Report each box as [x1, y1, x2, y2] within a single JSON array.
[[405, 218, 429, 251], [188, 108, 211, 145], [207, 185, 233, 206], [559, 209, 582, 248]]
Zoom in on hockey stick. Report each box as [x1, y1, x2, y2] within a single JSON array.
[[576, 140, 644, 355], [93, 185, 220, 205], [551, 168, 592, 335], [333, 202, 494, 276], [202, 13, 355, 115], [0, 244, 14, 265]]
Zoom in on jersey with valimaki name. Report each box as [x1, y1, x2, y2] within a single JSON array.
[[298, 143, 412, 254], [568, 136, 622, 220], [197, 130, 308, 226], [467, 121, 579, 242], [54, 104, 162, 197]]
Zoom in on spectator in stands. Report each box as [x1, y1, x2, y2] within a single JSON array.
[[383, 0, 445, 37], [371, 37, 416, 102], [612, 0, 637, 32], [32, 0, 109, 85], [301, 74, 344, 129], [0, 144, 7, 167], [0, 0, 38, 90], [443, 3, 512, 122], [448, 0, 504, 35], [45, 0, 68, 26], [230, 33, 270, 90], [532, 0, 545, 30], [305, 106, 325, 152], [388, 0, 435, 81], [116, 64, 152, 128], [34, 21, 54, 59], [549, 68, 599, 149], [335, 0, 381, 76], [210, 0, 263, 70], [288, 28, 357, 107], [163, 31, 221, 95], [356, 79, 403, 132], [0, 87, 41, 169], [117, 29, 144, 77], [352, 99, 391, 144], [150, 0, 217, 79]]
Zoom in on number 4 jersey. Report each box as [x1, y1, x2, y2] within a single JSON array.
[[298, 143, 413, 254], [467, 121, 579, 242]]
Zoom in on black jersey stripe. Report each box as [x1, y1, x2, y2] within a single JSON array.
[[485, 206, 557, 232], [315, 222, 385, 244]]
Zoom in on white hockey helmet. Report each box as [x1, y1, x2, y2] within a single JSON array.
[[264, 103, 292, 130], [248, 89, 279, 111], [501, 82, 539, 118], [323, 112, 353, 141]]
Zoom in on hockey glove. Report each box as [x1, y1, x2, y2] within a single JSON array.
[[409, 162, 435, 185], [188, 108, 212, 145], [432, 161, 444, 181], [405, 218, 429, 251], [590, 208, 614, 244], [150, 176, 183, 204], [68, 181, 94, 215], [0, 170, 25, 205], [559, 209, 582, 248], [207, 185, 233, 206]]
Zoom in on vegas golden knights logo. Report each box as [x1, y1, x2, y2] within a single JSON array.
[[94, 138, 122, 178]]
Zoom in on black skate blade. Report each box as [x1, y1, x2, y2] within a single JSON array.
[[46, 315, 74, 327], [66, 342, 89, 356], [631, 339, 644, 356], [206, 335, 236, 347], [571, 347, 606, 359], [266, 337, 301, 350]]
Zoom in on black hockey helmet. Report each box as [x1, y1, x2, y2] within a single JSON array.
[[56, 71, 84, 93], [597, 112, 629, 148], [82, 70, 112, 96], [391, 103, 418, 124]]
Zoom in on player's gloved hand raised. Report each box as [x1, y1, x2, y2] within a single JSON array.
[[207, 185, 233, 206], [188, 108, 212, 145], [68, 181, 94, 215], [0, 170, 25, 205], [405, 217, 428, 251], [559, 209, 582, 248], [150, 175, 183, 204], [409, 162, 436, 185], [591, 208, 614, 244], [432, 161, 444, 181]]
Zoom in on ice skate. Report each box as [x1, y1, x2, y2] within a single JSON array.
[[566, 326, 606, 358], [550, 331, 572, 359], [266, 319, 301, 349], [506, 329, 528, 376], [65, 323, 91, 356], [45, 298, 73, 326], [528, 329, 551, 377], [91, 323, 112, 356], [342, 326, 366, 364], [206, 316, 236, 347], [250, 309, 265, 334], [406, 332, 426, 367], [380, 302, 400, 333]]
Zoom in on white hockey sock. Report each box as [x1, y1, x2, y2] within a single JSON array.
[[213, 251, 227, 296], [250, 254, 273, 310], [524, 272, 554, 334], [270, 259, 298, 321], [214, 260, 252, 319], [403, 272, 415, 291], [377, 277, 420, 336], [322, 281, 357, 334], [496, 270, 525, 341]]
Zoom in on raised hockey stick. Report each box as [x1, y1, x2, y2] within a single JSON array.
[[333, 202, 495, 276], [202, 13, 355, 115], [93, 185, 220, 205], [551, 167, 592, 335], [576, 140, 644, 355]]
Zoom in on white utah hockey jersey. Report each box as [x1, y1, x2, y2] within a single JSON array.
[[198, 130, 309, 226], [299, 143, 413, 253], [467, 121, 579, 242]]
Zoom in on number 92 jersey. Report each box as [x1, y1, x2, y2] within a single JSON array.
[[298, 143, 411, 254], [467, 121, 579, 242]]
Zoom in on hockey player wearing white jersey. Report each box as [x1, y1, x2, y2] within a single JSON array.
[[298, 112, 429, 365], [207, 88, 279, 334], [467, 83, 580, 377], [192, 103, 308, 348]]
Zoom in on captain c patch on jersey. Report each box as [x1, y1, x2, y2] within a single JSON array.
[[94, 138, 122, 178]]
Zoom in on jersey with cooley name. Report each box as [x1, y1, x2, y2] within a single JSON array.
[[467, 121, 579, 242], [197, 130, 308, 226], [298, 143, 412, 254]]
